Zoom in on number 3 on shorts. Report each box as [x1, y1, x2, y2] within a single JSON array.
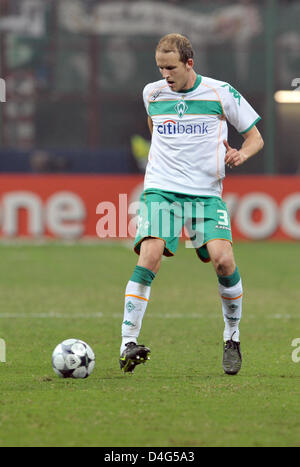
[[217, 209, 229, 226]]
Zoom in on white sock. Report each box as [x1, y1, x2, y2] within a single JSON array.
[[120, 280, 151, 354], [218, 279, 243, 342]]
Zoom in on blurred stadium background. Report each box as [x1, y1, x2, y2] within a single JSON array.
[[0, 0, 299, 242]]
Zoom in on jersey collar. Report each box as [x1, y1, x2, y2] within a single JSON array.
[[179, 74, 202, 94]]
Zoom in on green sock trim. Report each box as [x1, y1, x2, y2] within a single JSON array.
[[218, 266, 240, 288], [130, 265, 156, 286]]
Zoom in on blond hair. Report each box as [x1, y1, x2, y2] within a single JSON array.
[[156, 34, 194, 64]]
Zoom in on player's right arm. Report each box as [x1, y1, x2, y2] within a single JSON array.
[[147, 116, 153, 135]]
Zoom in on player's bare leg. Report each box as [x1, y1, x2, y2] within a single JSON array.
[[206, 239, 236, 277], [120, 238, 164, 373], [207, 240, 243, 375], [138, 237, 165, 274]]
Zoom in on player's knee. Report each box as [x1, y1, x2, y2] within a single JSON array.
[[138, 238, 164, 273], [213, 252, 235, 276]]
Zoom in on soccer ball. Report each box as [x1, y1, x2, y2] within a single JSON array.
[[52, 339, 95, 379]]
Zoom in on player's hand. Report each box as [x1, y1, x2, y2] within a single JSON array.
[[223, 140, 248, 168]]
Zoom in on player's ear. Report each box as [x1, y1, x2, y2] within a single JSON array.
[[186, 58, 194, 71]]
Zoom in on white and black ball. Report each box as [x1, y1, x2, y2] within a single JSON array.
[[52, 339, 95, 379]]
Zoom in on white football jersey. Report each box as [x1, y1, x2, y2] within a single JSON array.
[[143, 75, 261, 197]]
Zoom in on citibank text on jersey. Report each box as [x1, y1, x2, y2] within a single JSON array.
[[157, 120, 209, 135]]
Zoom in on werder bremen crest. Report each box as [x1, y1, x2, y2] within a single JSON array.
[[175, 100, 188, 118]]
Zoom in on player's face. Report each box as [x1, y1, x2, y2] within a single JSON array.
[[155, 51, 193, 92]]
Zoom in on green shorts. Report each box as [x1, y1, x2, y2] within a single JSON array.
[[134, 189, 232, 262]]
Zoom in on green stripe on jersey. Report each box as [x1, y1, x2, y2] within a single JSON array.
[[148, 100, 223, 117], [239, 117, 261, 134]]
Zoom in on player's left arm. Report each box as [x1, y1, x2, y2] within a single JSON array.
[[223, 126, 264, 169]]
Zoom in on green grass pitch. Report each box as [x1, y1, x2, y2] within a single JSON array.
[[0, 241, 299, 447]]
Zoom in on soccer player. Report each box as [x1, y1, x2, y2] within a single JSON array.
[[120, 33, 264, 375]]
